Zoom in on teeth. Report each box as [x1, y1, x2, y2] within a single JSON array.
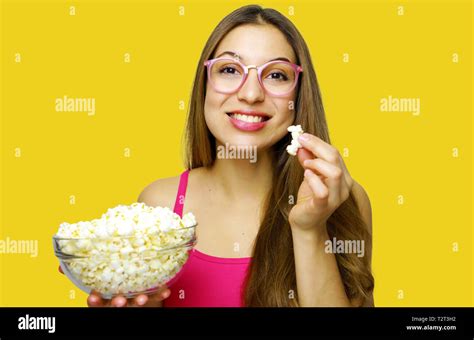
[[230, 113, 264, 123]]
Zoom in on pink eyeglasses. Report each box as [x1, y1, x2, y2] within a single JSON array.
[[204, 57, 303, 97]]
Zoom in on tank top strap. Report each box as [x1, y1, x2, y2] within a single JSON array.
[[173, 170, 190, 218]]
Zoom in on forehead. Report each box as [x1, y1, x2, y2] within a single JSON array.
[[213, 24, 297, 64]]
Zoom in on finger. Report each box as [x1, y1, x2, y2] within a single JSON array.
[[87, 291, 104, 307], [303, 158, 342, 179], [147, 288, 171, 306], [132, 289, 170, 308], [298, 133, 340, 164], [297, 148, 326, 178], [303, 158, 343, 184], [134, 294, 149, 307], [298, 134, 353, 191], [156, 284, 170, 297], [111, 295, 128, 307], [155, 288, 171, 302], [304, 169, 329, 201], [304, 158, 343, 205], [296, 147, 314, 166], [161, 289, 171, 300]]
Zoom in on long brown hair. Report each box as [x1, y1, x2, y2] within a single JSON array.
[[184, 4, 374, 306]]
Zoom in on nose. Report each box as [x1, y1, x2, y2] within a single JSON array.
[[237, 67, 265, 103]]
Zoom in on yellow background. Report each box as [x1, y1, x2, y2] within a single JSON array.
[[1, 0, 472, 306]]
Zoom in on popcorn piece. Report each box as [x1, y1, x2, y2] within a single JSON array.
[[286, 125, 304, 156], [55, 203, 197, 297], [182, 212, 197, 228]]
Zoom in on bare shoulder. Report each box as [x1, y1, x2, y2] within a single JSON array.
[[351, 180, 372, 235], [137, 175, 181, 209], [138, 167, 208, 210]]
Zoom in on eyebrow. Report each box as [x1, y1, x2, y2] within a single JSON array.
[[215, 50, 291, 63]]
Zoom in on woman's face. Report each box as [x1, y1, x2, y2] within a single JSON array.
[[204, 24, 298, 153]]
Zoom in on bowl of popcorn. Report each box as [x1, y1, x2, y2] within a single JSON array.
[[53, 203, 197, 299]]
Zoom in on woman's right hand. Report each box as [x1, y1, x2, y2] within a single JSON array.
[[58, 265, 171, 307]]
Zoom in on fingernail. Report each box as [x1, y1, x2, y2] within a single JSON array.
[[304, 169, 311, 177], [298, 133, 309, 142], [114, 298, 125, 307], [137, 296, 146, 305], [162, 291, 170, 299], [303, 159, 310, 166]]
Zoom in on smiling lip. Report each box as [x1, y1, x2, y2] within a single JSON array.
[[226, 110, 271, 132]]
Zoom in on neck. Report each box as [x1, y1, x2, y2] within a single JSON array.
[[207, 149, 273, 202]]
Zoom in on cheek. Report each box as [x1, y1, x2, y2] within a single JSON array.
[[273, 96, 296, 123], [203, 90, 227, 136], [267, 95, 297, 142], [204, 88, 220, 118]]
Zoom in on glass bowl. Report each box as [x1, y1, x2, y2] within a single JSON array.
[[53, 224, 196, 299]]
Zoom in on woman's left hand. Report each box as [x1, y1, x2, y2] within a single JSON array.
[[288, 133, 354, 235]]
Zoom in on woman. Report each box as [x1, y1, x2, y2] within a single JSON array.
[[86, 4, 374, 307]]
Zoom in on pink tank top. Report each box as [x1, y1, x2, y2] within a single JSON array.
[[163, 170, 252, 307]]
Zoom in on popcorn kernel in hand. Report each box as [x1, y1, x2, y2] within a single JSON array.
[[286, 125, 304, 156]]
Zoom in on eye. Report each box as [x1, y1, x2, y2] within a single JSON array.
[[219, 65, 241, 75], [266, 71, 289, 81]]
